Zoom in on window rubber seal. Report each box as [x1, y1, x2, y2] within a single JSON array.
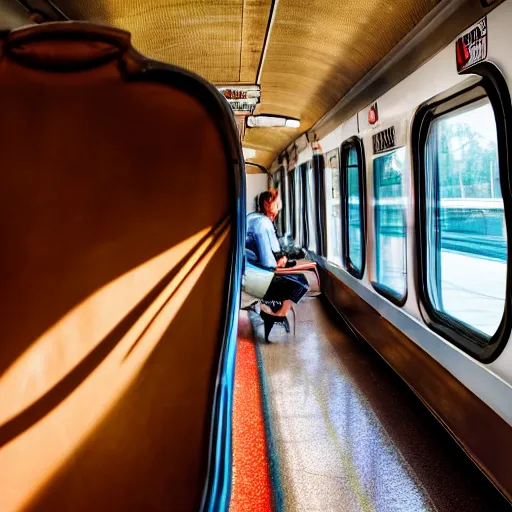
[[340, 136, 367, 280], [411, 62, 512, 363]]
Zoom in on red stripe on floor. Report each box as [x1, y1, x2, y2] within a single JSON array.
[[230, 312, 273, 512]]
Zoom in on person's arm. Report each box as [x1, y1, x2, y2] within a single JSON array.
[[264, 218, 289, 267], [253, 219, 278, 269], [266, 218, 281, 253]]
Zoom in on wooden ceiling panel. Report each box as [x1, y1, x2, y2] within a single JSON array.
[[54, 0, 441, 167], [54, 0, 245, 83], [55, 0, 271, 84], [244, 0, 441, 166], [240, 0, 273, 83], [243, 125, 303, 168]]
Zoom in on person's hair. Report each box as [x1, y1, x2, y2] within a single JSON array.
[[258, 189, 278, 213]]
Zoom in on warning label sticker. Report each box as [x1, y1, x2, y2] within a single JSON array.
[[456, 17, 487, 73]]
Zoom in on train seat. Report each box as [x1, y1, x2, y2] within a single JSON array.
[[0, 22, 243, 512]]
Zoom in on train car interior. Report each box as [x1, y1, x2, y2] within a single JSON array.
[[1, 0, 512, 511]]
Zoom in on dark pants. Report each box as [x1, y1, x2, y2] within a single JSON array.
[[263, 273, 309, 310]]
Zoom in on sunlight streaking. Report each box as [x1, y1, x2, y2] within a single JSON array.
[[0, 228, 210, 425], [0, 223, 230, 512]]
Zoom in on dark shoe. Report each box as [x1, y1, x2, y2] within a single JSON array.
[[260, 311, 290, 342]]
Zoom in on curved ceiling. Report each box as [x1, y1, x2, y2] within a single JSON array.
[[250, 0, 441, 168], [52, 0, 440, 168], [53, 0, 273, 83]]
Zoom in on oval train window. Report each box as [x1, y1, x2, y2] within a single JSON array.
[[424, 98, 506, 338], [413, 66, 512, 361]]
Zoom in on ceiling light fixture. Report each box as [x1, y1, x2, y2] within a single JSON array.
[[285, 119, 301, 128], [247, 115, 300, 129]]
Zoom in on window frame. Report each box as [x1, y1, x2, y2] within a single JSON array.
[[290, 164, 304, 245], [371, 147, 408, 306], [314, 154, 326, 256], [340, 136, 366, 279], [287, 168, 296, 240], [412, 63, 512, 362], [273, 166, 285, 237], [298, 162, 308, 248], [323, 147, 342, 263], [304, 159, 320, 253]]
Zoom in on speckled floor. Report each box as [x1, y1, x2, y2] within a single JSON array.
[[231, 314, 273, 512], [246, 297, 511, 512]]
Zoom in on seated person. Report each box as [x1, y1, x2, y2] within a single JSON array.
[[246, 190, 317, 272], [246, 189, 288, 270], [244, 189, 308, 321]]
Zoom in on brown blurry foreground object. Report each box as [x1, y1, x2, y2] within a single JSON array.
[[0, 21, 242, 512]]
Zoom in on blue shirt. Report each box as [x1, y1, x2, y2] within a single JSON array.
[[246, 212, 281, 269]]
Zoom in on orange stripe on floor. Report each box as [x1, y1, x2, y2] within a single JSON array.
[[230, 312, 273, 512]]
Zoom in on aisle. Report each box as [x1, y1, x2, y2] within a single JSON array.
[[231, 299, 510, 511], [255, 299, 432, 512]]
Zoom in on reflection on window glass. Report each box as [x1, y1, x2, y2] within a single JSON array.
[[307, 163, 318, 252], [346, 145, 363, 274], [324, 149, 341, 265], [425, 99, 506, 336], [374, 148, 407, 299]]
